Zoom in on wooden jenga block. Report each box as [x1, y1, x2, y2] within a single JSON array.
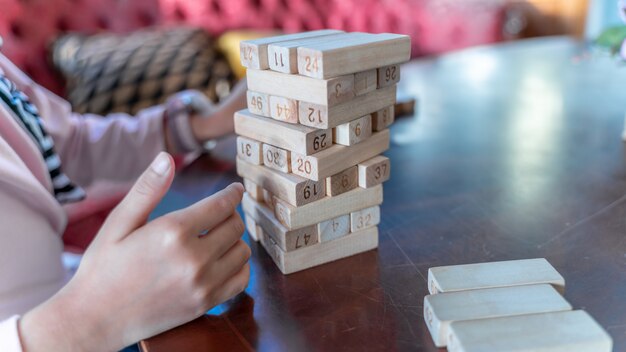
[[354, 69, 377, 96], [297, 33, 411, 79], [262, 189, 275, 211], [243, 178, 264, 202], [427, 258, 565, 295], [299, 85, 396, 129], [318, 214, 350, 242], [358, 155, 390, 188], [377, 64, 400, 88], [247, 69, 354, 106], [240, 30, 344, 70], [235, 109, 331, 155], [246, 91, 270, 117], [243, 213, 260, 242], [350, 206, 380, 232], [325, 166, 358, 196], [242, 193, 319, 251], [262, 143, 291, 173], [291, 130, 390, 181], [269, 95, 298, 124], [333, 114, 372, 146], [273, 185, 383, 229], [237, 136, 262, 165], [372, 105, 395, 132], [447, 310, 613, 352], [260, 225, 379, 275], [236, 158, 325, 207], [267, 32, 352, 74], [424, 284, 572, 348]]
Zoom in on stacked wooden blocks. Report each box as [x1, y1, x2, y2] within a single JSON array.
[[236, 30, 411, 274], [424, 259, 613, 351]]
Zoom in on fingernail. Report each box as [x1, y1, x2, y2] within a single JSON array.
[[151, 152, 171, 176], [231, 182, 244, 193]]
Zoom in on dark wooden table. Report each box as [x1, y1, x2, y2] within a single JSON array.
[[140, 37, 626, 351]]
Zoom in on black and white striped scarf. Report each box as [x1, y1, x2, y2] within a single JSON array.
[[0, 74, 85, 203]]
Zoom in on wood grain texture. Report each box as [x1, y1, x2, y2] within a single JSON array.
[[273, 185, 383, 229], [447, 311, 613, 352], [246, 90, 270, 117], [267, 32, 352, 74], [318, 214, 350, 242], [377, 64, 400, 88], [236, 157, 325, 207], [297, 33, 411, 79], [236, 136, 262, 165], [358, 155, 390, 188], [234, 109, 331, 155], [424, 284, 572, 347], [333, 114, 372, 146], [298, 85, 396, 129], [372, 105, 395, 132], [269, 95, 298, 124], [350, 206, 380, 232], [244, 213, 260, 242], [325, 166, 358, 196], [354, 69, 377, 96], [262, 143, 291, 173], [243, 178, 264, 202], [291, 129, 390, 181], [247, 69, 354, 106]]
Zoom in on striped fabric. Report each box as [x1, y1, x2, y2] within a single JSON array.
[[0, 74, 85, 203]]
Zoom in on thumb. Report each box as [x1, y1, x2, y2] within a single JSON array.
[[100, 152, 175, 242]]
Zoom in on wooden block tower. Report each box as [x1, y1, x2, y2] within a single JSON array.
[[236, 30, 411, 274]]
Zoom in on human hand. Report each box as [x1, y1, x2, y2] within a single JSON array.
[[19, 152, 250, 351]]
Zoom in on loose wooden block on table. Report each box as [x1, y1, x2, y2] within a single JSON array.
[[333, 114, 372, 146], [242, 193, 318, 251], [260, 225, 379, 275], [427, 258, 566, 295], [318, 214, 350, 242], [377, 64, 400, 88], [350, 206, 380, 232], [423, 284, 572, 348], [447, 310, 613, 352], [291, 129, 390, 181], [247, 69, 354, 107], [239, 29, 344, 70], [234, 109, 331, 155], [297, 32, 411, 79], [237, 136, 262, 165], [269, 95, 298, 124], [358, 155, 390, 188], [243, 178, 264, 202], [236, 158, 325, 207], [354, 69, 377, 96], [243, 213, 260, 242], [273, 185, 383, 229], [262, 143, 291, 173], [299, 85, 396, 129], [372, 105, 395, 132], [246, 90, 270, 117], [325, 166, 358, 196]]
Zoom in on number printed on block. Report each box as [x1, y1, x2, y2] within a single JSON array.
[[247, 91, 270, 117], [262, 144, 291, 173], [318, 214, 350, 242], [350, 206, 380, 232], [296, 180, 325, 204], [307, 129, 331, 154], [354, 69, 377, 96], [325, 166, 358, 196], [237, 136, 262, 165], [299, 102, 328, 128], [377, 64, 400, 88], [372, 105, 395, 131], [333, 114, 372, 146], [291, 153, 317, 179], [358, 155, 390, 188], [286, 225, 319, 251], [269, 96, 298, 124]]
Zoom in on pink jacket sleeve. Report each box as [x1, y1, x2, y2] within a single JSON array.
[[0, 316, 22, 352]]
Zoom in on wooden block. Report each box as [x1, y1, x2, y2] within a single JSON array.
[[350, 206, 380, 232], [318, 214, 350, 242], [236, 157, 325, 207], [372, 105, 395, 132], [267, 32, 352, 74], [260, 225, 378, 275], [377, 64, 400, 88], [235, 109, 331, 155], [447, 310, 613, 352], [424, 284, 572, 348], [243, 178, 264, 202], [262, 143, 291, 173], [247, 69, 354, 107], [297, 33, 411, 79], [269, 96, 298, 124], [236, 136, 262, 165], [262, 189, 275, 211], [244, 212, 260, 242], [358, 155, 390, 188], [325, 166, 358, 196], [291, 130, 390, 181], [246, 90, 270, 117], [299, 85, 396, 129], [427, 258, 565, 295], [333, 114, 372, 146], [240, 30, 344, 70], [273, 185, 383, 229], [354, 69, 377, 96], [242, 193, 319, 251]]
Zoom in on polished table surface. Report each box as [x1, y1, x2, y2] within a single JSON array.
[[140, 37, 626, 351]]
